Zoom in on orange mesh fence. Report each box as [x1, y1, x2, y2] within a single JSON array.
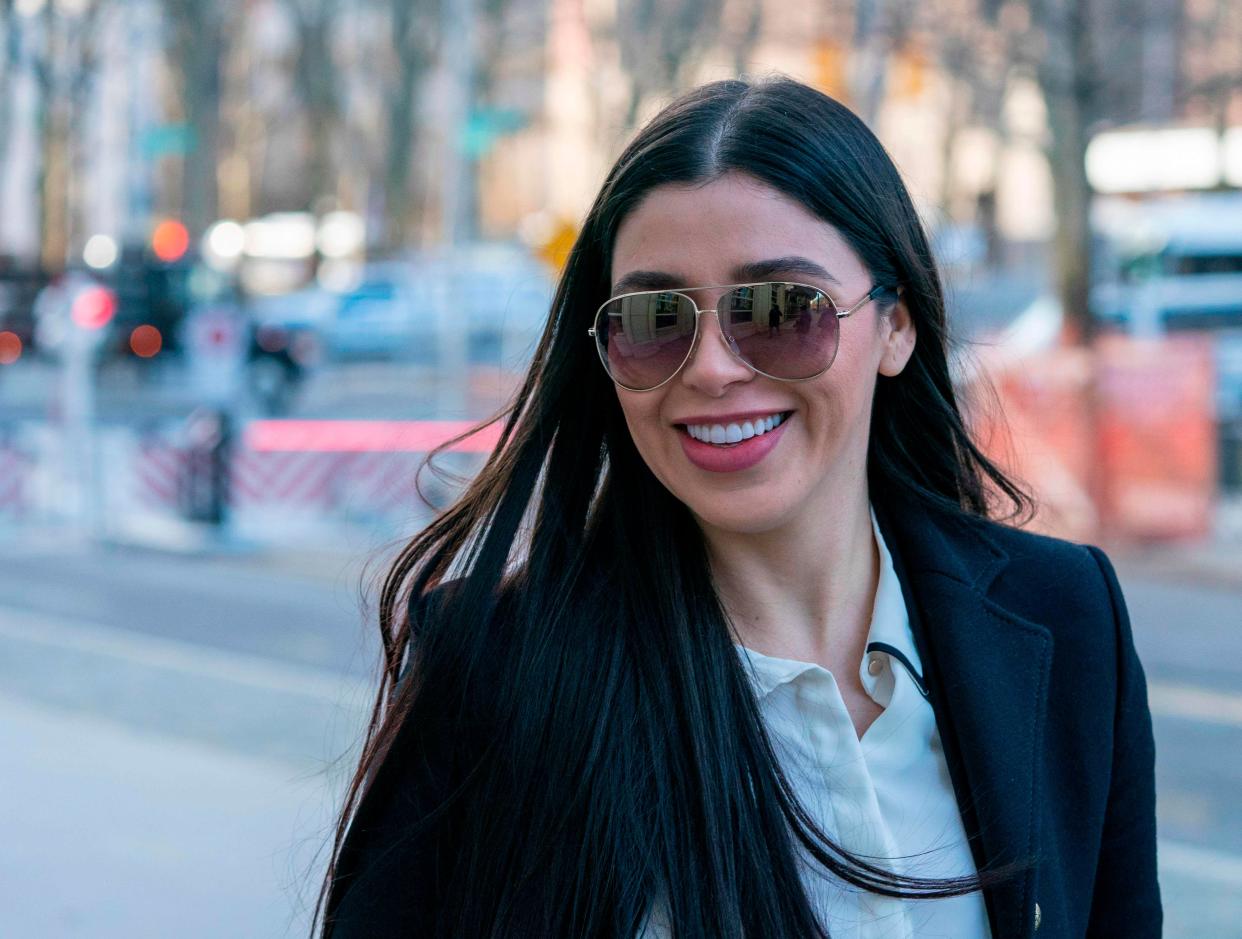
[[967, 335, 1218, 543]]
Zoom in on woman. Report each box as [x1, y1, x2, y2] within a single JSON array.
[[317, 78, 1160, 938]]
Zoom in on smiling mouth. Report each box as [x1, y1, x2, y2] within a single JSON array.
[[678, 411, 793, 446]]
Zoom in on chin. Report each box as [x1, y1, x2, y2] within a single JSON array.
[[678, 493, 797, 536]]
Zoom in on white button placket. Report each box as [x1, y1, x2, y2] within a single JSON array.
[[788, 667, 913, 939]]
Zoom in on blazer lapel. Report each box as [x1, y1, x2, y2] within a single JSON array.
[[874, 496, 1053, 939]]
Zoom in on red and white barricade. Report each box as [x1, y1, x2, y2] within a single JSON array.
[[128, 419, 501, 535]]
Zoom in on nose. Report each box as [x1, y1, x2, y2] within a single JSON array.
[[678, 310, 753, 395]]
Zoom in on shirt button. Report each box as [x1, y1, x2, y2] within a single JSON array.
[[866, 655, 884, 676], [1034, 901, 1042, 931]]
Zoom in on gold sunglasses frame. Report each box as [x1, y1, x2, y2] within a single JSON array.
[[587, 281, 897, 392]]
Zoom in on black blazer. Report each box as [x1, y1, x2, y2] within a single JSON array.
[[325, 496, 1161, 938], [872, 496, 1161, 939]]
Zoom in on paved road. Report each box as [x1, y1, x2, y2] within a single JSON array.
[[1118, 572, 1242, 938], [0, 535, 383, 938], [0, 532, 1238, 937]]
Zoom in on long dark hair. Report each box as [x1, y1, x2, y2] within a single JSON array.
[[315, 77, 1032, 937]]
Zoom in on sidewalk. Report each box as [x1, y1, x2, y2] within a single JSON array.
[[0, 594, 371, 939], [0, 692, 340, 939]]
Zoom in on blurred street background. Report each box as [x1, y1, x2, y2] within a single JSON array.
[[0, 0, 1239, 936]]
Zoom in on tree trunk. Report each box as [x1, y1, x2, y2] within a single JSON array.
[[1043, 85, 1094, 341], [34, 6, 69, 271], [180, 12, 222, 235], [729, 0, 762, 77], [382, 0, 429, 249], [851, 0, 889, 125], [0, 1, 18, 197], [292, 7, 338, 214], [1035, 0, 1097, 343]]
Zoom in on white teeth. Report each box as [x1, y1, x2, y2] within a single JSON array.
[[685, 412, 788, 446]]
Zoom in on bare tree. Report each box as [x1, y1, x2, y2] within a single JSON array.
[[0, 0, 17, 192], [379, 0, 439, 247], [28, 3, 59, 268], [161, 0, 226, 235], [727, 0, 762, 79], [851, 0, 895, 125], [1027, 0, 1104, 341], [378, 0, 524, 247], [919, 0, 1018, 265], [25, 0, 106, 269], [926, 0, 1112, 338], [613, 0, 725, 131], [283, 0, 342, 212], [1180, 0, 1242, 178]]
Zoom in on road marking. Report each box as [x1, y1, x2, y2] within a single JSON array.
[[1148, 682, 1242, 728], [1159, 840, 1242, 885], [0, 605, 364, 703]]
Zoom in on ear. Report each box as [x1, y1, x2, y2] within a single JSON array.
[[877, 296, 916, 377]]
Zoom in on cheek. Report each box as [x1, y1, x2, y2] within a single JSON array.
[[615, 390, 687, 490], [798, 357, 879, 452], [828, 330, 883, 408], [616, 391, 663, 455]]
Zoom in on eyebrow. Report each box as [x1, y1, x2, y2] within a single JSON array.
[[610, 256, 840, 295]]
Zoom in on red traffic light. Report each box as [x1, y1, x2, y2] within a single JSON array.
[[152, 219, 190, 262], [0, 330, 21, 364], [70, 285, 118, 330], [130, 324, 163, 357]]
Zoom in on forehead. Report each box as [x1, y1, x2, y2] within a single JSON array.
[[610, 172, 868, 290]]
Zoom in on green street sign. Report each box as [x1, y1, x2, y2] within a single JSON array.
[[460, 108, 528, 158], [140, 124, 198, 158]]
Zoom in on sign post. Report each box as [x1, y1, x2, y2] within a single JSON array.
[[62, 285, 116, 537]]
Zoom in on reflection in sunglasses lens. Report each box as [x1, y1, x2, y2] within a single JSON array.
[[727, 284, 838, 381], [600, 291, 697, 390], [595, 283, 839, 389]]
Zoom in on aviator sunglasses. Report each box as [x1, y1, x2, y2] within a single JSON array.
[[588, 281, 899, 392]]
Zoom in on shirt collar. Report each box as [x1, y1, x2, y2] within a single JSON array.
[[733, 504, 923, 700]]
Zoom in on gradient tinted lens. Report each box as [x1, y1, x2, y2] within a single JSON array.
[[594, 291, 697, 390], [723, 283, 839, 379]]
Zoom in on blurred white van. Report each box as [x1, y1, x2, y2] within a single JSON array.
[[1091, 193, 1242, 337]]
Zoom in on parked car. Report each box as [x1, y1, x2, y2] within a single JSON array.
[[322, 264, 434, 361], [321, 246, 555, 364]]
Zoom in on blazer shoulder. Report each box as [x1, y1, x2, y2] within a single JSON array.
[[969, 512, 1102, 568], [967, 514, 1127, 647], [970, 514, 1115, 590]]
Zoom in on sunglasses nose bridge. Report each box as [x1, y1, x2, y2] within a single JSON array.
[[685, 306, 743, 365]]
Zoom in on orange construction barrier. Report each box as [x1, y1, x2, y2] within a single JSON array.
[[968, 334, 1217, 543]]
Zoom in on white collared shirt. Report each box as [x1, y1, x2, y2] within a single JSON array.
[[639, 507, 991, 938]]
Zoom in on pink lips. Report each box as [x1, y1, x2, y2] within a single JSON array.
[[676, 415, 791, 473]]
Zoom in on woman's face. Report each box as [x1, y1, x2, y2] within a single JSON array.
[[608, 172, 916, 536]]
